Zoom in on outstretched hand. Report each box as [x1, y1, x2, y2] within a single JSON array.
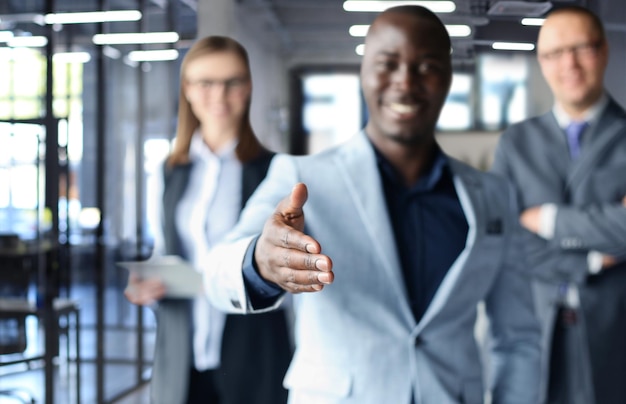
[[254, 183, 334, 293]]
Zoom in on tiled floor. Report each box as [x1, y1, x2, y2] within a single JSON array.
[[0, 284, 156, 404]]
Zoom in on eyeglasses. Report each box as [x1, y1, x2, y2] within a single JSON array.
[[538, 42, 602, 62], [187, 76, 249, 93]]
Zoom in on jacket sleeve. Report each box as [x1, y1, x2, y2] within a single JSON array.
[[202, 154, 298, 313], [551, 203, 626, 257]]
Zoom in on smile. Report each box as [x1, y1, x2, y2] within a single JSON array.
[[386, 102, 422, 118]]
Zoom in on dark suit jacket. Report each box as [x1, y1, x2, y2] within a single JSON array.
[[151, 149, 291, 404], [492, 97, 626, 404]]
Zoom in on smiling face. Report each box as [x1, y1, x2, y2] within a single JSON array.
[[361, 9, 452, 148], [182, 50, 251, 132], [537, 10, 607, 117]]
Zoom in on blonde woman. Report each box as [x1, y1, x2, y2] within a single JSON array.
[[125, 36, 291, 404]]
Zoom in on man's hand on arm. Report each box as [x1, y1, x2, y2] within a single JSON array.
[[254, 182, 334, 294], [519, 206, 542, 234]]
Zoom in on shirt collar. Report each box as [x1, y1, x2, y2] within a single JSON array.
[[553, 92, 608, 128], [373, 142, 450, 192], [189, 131, 238, 162]]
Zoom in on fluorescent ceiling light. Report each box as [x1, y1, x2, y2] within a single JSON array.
[[356, 44, 365, 56], [343, 1, 456, 13], [53, 52, 91, 63], [349, 25, 370, 37], [127, 49, 179, 62], [492, 42, 535, 51], [44, 10, 142, 24], [446, 24, 471, 37], [93, 31, 179, 45], [350, 24, 471, 38], [521, 18, 544, 26], [8, 36, 48, 47], [0, 31, 14, 42]]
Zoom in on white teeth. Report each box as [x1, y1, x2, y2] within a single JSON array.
[[388, 102, 417, 114]]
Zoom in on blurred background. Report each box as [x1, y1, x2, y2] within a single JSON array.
[[0, 0, 624, 402]]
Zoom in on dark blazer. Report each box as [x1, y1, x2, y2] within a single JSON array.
[[492, 97, 626, 404], [151, 149, 291, 404]]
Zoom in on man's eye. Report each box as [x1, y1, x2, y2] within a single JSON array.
[[417, 62, 444, 74], [376, 60, 397, 70]]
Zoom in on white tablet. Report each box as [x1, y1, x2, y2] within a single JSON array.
[[118, 255, 202, 298]]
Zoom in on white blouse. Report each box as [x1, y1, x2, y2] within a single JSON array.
[[175, 133, 242, 370]]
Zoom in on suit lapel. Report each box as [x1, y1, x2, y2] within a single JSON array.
[[333, 132, 414, 325], [415, 160, 481, 332]]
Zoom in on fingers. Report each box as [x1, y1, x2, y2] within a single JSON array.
[[255, 183, 334, 294], [272, 255, 335, 294], [124, 274, 166, 305]]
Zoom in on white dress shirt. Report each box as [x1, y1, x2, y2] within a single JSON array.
[[173, 133, 242, 370]]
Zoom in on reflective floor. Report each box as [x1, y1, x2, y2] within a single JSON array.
[[0, 284, 155, 404]]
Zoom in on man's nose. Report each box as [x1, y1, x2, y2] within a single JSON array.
[[392, 65, 415, 90]]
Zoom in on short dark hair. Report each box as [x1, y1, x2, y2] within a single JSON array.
[[380, 5, 451, 51]]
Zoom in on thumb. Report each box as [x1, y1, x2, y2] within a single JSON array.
[[290, 183, 308, 210], [281, 183, 308, 220]]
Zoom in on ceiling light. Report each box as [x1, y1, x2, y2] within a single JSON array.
[[446, 25, 472, 37], [53, 52, 91, 63], [343, 1, 456, 13], [492, 42, 535, 51], [127, 49, 179, 62], [355, 44, 365, 56], [521, 18, 544, 26], [44, 10, 142, 24], [93, 32, 179, 45], [0, 31, 14, 43], [349, 25, 369, 37], [8, 36, 48, 47], [349, 24, 471, 38]]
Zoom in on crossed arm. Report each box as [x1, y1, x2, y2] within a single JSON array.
[[520, 196, 626, 271]]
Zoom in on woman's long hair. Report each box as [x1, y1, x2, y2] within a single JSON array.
[[167, 36, 264, 167]]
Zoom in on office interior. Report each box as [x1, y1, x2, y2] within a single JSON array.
[[0, 0, 625, 403]]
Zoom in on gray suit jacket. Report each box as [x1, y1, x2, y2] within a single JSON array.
[[151, 150, 291, 404], [491, 97, 626, 404], [205, 131, 541, 404]]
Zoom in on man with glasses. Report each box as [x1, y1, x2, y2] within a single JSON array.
[[492, 6, 626, 404]]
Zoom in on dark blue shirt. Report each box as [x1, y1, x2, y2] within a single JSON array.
[[243, 145, 469, 317], [376, 146, 468, 322]]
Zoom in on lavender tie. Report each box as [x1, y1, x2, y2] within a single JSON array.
[[566, 121, 587, 159]]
